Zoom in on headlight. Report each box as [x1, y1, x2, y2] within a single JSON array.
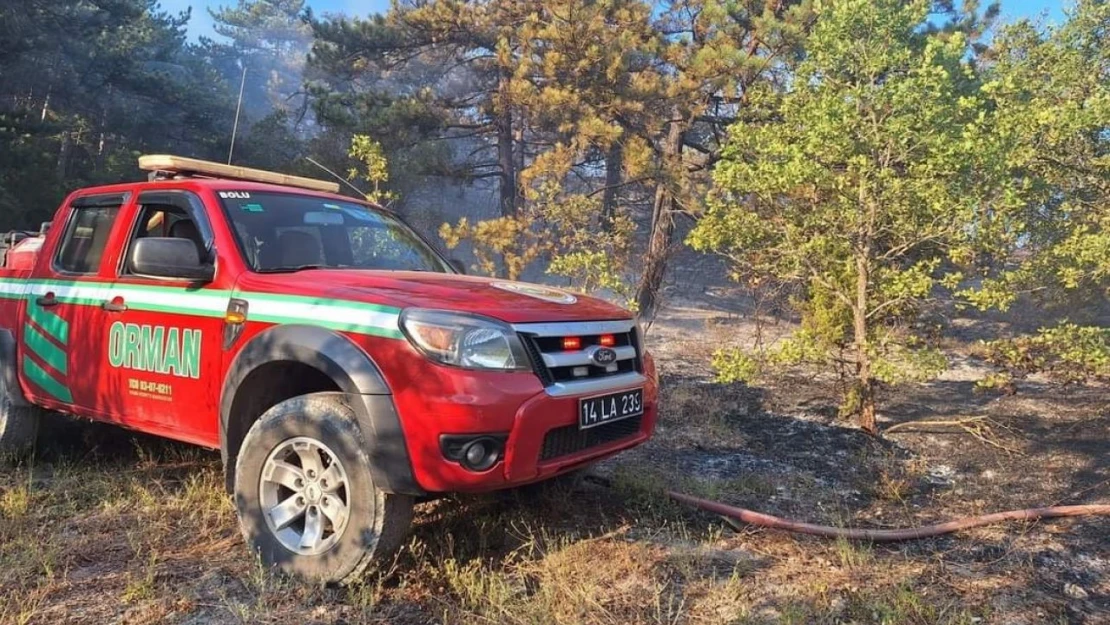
[[399, 309, 531, 371]]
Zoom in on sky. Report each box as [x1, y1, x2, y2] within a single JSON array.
[[163, 0, 1069, 42]]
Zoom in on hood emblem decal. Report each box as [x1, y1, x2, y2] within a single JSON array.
[[588, 346, 618, 366], [491, 281, 577, 305]]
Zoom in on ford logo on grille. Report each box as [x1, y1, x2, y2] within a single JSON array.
[[590, 346, 618, 366]]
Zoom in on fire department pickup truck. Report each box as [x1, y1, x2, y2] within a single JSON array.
[[0, 156, 657, 582]]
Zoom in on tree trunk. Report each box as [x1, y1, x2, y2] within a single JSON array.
[[853, 252, 877, 435], [513, 112, 525, 181], [496, 74, 517, 218], [56, 130, 71, 181], [601, 140, 622, 230], [634, 114, 684, 318], [637, 185, 676, 317]]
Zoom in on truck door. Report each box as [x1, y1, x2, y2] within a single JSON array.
[[102, 190, 228, 446], [21, 193, 129, 414]]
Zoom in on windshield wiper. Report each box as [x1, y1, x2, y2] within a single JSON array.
[[257, 264, 327, 273]]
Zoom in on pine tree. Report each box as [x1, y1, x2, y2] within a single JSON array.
[[0, 0, 235, 226], [632, 0, 814, 317], [206, 0, 314, 124]]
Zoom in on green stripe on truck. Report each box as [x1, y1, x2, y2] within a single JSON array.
[[22, 354, 73, 403], [26, 302, 69, 345], [23, 323, 67, 375]]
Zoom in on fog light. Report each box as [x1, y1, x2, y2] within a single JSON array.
[[465, 442, 487, 465], [460, 438, 500, 471], [440, 434, 506, 472]]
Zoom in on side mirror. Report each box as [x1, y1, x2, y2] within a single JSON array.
[[130, 237, 214, 282], [448, 258, 466, 275]]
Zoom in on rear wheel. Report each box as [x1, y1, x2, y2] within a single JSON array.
[[0, 372, 40, 459], [234, 393, 413, 584]]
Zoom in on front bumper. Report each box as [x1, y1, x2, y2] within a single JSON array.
[[386, 347, 659, 493]]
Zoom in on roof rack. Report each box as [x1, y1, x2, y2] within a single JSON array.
[[138, 155, 340, 194]]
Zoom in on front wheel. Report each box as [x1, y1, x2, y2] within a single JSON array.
[[234, 393, 413, 584]]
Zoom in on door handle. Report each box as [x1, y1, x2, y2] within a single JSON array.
[[35, 294, 58, 307], [102, 298, 127, 313]]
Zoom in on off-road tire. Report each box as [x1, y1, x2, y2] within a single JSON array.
[[0, 369, 40, 459], [234, 393, 413, 584]]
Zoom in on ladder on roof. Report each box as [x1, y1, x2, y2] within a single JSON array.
[[138, 155, 340, 194]]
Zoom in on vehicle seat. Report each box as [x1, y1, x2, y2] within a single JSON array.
[[278, 230, 322, 267], [168, 219, 205, 260]]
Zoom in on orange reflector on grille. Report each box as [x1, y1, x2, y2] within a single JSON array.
[[562, 336, 582, 350], [599, 334, 616, 347]]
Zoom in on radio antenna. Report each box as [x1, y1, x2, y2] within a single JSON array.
[[305, 156, 368, 198], [228, 64, 247, 165]]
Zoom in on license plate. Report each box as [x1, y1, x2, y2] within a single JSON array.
[[579, 388, 644, 430]]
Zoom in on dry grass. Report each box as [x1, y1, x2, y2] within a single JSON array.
[[0, 324, 1106, 624], [0, 429, 1003, 625]]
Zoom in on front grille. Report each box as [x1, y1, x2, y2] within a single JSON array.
[[519, 321, 643, 387], [539, 414, 643, 461], [521, 335, 555, 386]]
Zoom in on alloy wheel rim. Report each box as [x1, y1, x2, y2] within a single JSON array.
[[259, 436, 351, 555]]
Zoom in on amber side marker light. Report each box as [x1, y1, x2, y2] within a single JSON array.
[[562, 336, 582, 350], [223, 297, 250, 350]]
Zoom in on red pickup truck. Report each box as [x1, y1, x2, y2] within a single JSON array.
[[0, 156, 657, 582]]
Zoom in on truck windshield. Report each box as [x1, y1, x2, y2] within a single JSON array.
[[219, 192, 451, 273]]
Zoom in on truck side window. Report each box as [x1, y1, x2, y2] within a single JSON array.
[[55, 205, 121, 274], [121, 200, 209, 275]]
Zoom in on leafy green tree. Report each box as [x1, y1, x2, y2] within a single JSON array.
[[968, 0, 1110, 385], [348, 134, 397, 206], [690, 0, 1020, 433], [970, 0, 1109, 308]]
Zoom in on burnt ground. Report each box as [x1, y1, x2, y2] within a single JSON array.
[[636, 306, 1110, 624], [617, 374, 1110, 624], [0, 307, 1107, 624]]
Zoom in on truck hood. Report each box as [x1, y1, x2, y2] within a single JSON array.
[[237, 270, 633, 324]]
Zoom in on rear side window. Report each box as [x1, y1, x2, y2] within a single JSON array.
[[55, 203, 122, 274]]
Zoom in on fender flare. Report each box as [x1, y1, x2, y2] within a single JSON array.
[[0, 329, 29, 406], [219, 324, 422, 495]]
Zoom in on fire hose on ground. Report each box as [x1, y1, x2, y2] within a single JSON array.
[[667, 491, 1110, 542]]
